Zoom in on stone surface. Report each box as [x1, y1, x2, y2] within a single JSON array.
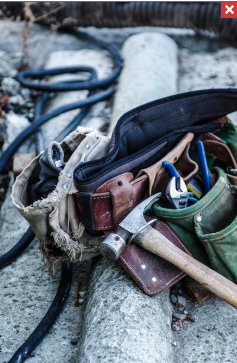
[[79, 258, 173, 363], [179, 47, 237, 124], [1, 77, 20, 95], [79, 31, 178, 363], [173, 296, 237, 363], [110, 32, 178, 131], [1, 112, 33, 154], [13, 152, 36, 178], [0, 50, 19, 78]]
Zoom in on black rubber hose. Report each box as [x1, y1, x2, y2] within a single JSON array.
[[17, 27, 122, 91], [0, 85, 114, 173], [0, 227, 35, 270], [55, 106, 89, 143], [8, 260, 72, 363]]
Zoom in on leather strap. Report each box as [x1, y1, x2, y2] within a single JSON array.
[[75, 174, 148, 230], [118, 218, 192, 296]]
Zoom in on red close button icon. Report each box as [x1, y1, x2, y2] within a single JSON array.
[[221, 1, 237, 18]]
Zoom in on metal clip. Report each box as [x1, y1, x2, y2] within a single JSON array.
[[227, 166, 237, 176]]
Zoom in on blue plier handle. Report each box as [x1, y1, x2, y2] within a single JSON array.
[[162, 161, 179, 179], [197, 140, 211, 195]]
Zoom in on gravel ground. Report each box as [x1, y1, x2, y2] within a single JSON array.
[[1, 21, 237, 363]]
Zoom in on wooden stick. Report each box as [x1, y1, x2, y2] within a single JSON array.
[[139, 227, 237, 309]]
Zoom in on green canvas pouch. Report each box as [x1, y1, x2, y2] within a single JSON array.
[[152, 167, 237, 283], [189, 120, 237, 171]]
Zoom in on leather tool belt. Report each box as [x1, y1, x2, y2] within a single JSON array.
[[11, 88, 237, 300], [73, 88, 237, 232]]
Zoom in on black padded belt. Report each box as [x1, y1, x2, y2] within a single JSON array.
[[74, 88, 237, 230]]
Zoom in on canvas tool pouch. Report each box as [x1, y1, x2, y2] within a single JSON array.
[[12, 126, 110, 273], [153, 167, 237, 298]]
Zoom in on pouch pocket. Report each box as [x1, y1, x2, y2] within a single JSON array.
[[195, 185, 237, 283]]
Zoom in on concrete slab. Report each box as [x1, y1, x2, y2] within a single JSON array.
[[110, 31, 178, 131]]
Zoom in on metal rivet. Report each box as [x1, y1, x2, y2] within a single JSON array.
[[196, 215, 202, 223], [62, 184, 68, 190], [141, 265, 146, 269], [152, 277, 157, 282], [95, 134, 99, 139], [85, 144, 90, 149], [67, 173, 72, 178]]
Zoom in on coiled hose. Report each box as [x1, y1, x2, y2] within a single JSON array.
[[0, 26, 121, 362], [0, 2, 237, 41]]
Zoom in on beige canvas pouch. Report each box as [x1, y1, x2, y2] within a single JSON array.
[[11, 126, 110, 273]]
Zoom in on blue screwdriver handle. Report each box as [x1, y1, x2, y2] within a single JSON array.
[[162, 161, 179, 179], [197, 140, 211, 195]]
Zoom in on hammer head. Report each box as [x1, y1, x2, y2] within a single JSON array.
[[99, 193, 161, 260], [119, 192, 161, 234]]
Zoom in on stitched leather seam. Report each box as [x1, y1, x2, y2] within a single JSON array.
[[93, 196, 110, 200], [204, 133, 219, 141], [97, 225, 113, 229]]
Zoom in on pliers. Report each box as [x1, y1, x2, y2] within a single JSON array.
[[197, 140, 211, 195], [162, 161, 198, 209]]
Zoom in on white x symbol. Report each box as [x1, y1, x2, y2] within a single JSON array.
[[225, 5, 234, 14]]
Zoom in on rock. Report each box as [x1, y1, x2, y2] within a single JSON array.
[[174, 320, 183, 328], [170, 294, 177, 304], [1, 112, 32, 154], [172, 324, 180, 331], [172, 312, 187, 320], [8, 95, 25, 106], [21, 88, 31, 99], [1, 78, 20, 95], [78, 258, 173, 363], [0, 51, 17, 78], [110, 32, 178, 132], [25, 102, 34, 109], [13, 153, 36, 179], [196, 333, 203, 338], [190, 315, 198, 322], [177, 296, 187, 307], [79, 291, 87, 298], [172, 342, 177, 347], [71, 338, 78, 346]]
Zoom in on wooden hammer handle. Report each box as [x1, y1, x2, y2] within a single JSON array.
[[139, 227, 237, 308]]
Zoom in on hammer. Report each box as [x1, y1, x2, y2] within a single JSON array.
[[100, 193, 237, 309]]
